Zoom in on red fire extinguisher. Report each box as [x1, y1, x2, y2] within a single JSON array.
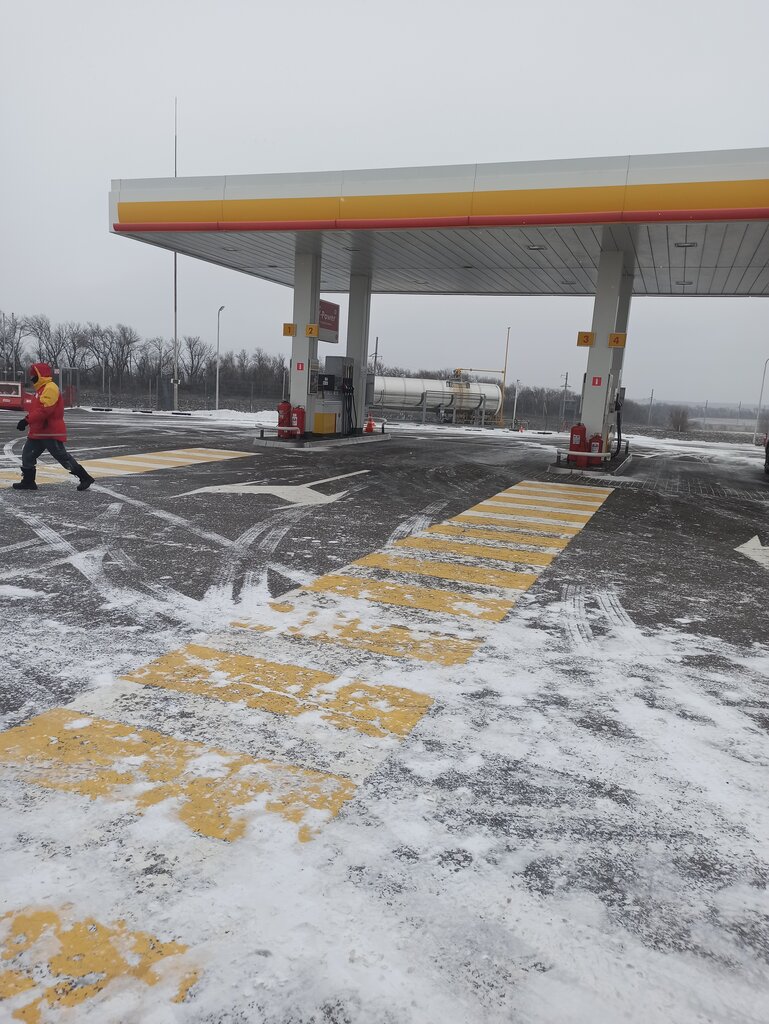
[[588, 433, 603, 467], [568, 422, 588, 468], [277, 400, 292, 439], [291, 405, 306, 438]]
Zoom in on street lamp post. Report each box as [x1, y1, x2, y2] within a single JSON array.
[[752, 356, 769, 445], [512, 379, 521, 428], [215, 305, 225, 412]]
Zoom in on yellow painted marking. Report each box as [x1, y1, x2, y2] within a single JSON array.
[[355, 552, 538, 591], [482, 494, 597, 516], [427, 522, 570, 550], [0, 907, 197, 1021], [283, 616, 480, 666], [306, 572, 515, 622], [0, 709, 355, 842], [495, 491, 603, 511], [123, 644, 431, 739], [519, 479, 614, 496], [0, 448, 253, 488], [452, 513, 580, 537], [395, 535, 555, 567], [470, 502, 591, 524], [507, 485, 607, 507]]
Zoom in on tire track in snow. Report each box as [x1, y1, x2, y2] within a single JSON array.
[[561, 584, 593, 646], [386, 500, 450, 545], [595, 589, 652, 653]]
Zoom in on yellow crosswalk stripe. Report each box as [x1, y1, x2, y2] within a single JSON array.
[[470, 502, 591, 524], [0, 708, 355, 843], [0, 907, 198, 1018], [0, 447, 253, 489], [452, 513, 581, 536], [491, 493, 601, 513], [123, 643, 432, 739], [427, 522, 570, 550], [504, 485, 606, 508], [281, 616, 480, 666], [395, 535, 555, 567], [354, 552, 538, 591], [518, 479, 613, 496], [306, 572, 515, 621]]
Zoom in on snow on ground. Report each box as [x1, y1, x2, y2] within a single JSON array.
[[2, 526, 769, 1020]]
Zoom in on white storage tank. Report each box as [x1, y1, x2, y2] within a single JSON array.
[[371, 376, 502, 415]]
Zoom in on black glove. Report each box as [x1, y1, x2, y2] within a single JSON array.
[[16, 418, 28, 431]]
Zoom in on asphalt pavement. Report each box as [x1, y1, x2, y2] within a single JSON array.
[[1, 410, 767, 1024]]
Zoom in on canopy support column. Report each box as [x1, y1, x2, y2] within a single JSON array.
[[290, 251, 321, 426], [346, 273, 372, 431], [580, 250, 626, 447]]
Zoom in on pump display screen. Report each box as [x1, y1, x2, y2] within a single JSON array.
[[0, 382, 21, 397]]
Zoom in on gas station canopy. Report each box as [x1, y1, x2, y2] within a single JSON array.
[[110, 147, 769, 297]]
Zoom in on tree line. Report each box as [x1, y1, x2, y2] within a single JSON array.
[[1, 310, 763, 430], [0, 311, 287, 399]]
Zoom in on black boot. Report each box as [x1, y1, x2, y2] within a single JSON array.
[[71, 464, 95, 491], [12, 469, 37, 491]]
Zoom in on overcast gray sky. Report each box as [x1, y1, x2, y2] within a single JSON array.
[[1, 0, 768, 404]]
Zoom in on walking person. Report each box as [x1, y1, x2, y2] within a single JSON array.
[[13, 362, 95, 492]]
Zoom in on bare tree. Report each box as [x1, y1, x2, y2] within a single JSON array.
[[669, 407, 689, 432], [183, 336, 214, 382], [109, 324, 141, 381]]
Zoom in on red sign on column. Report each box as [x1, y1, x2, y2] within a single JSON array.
[[591, 376, 602, 386], [296, 362, 305, 371]]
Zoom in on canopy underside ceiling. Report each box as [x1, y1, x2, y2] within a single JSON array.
[[121, 220, 769, 296]]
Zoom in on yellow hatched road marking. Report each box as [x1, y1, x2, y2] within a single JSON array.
[[452, 513, 581, 536], [306, 572, 515, 622], [0, 907, 198, 1020], [123, 643, 432, 739], [0, 708, 355, 843], [492, 492, 601, 513], [281, 616, 480, 666], [395, 535, 555, 567], [518, 479, 614, 496], [355, 552, 538, 591], [470, 502, 591, 524], [505, 485, 607, 507], [427, 522, 570, 550], [0, 448, 253, 488]]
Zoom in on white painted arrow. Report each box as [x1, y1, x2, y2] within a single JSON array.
[[735, 536, 769, 571], [174, 469, 370, 505]]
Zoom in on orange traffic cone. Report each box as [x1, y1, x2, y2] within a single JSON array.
[[364, 414, 375, 433]]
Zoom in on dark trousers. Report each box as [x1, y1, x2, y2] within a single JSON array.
[[21, 439, 82, 474]]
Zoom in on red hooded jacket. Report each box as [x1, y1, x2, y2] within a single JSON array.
[[25, 363, 67, 441]]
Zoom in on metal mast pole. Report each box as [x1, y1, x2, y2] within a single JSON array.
[[215, 305, 225, 411], [173, 97, 179, 412], [647, 388, 654, 426]]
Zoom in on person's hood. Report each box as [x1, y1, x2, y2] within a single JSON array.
[[30, 362, 53, 390]]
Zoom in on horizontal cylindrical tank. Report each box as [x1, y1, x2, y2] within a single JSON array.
[[371, 376, 502, 415]]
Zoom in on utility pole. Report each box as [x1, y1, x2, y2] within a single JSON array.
[[498, 326, 511, 427], [372, 336, 379, 376], [647, 388, 654, 426], [560, 371, 569, 426], [511, 379, 521, 428]]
